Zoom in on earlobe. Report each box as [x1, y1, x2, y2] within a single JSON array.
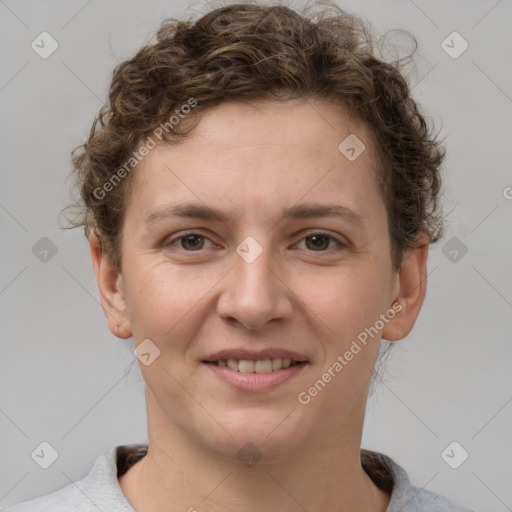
[[382, 238, 429, 342], [89, 231, 132, 339]]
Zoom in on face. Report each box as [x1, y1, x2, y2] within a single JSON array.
[[93, 98, 427, 461]]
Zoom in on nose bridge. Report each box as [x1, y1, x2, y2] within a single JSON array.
[[217, 234, 292, 329], [234, 235, 277, 304]]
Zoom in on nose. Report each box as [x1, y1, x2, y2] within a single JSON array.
[[216, 242, 294, 331]]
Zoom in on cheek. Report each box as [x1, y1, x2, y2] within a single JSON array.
[[301, 266, 387, 400], [299, 263, 386, 342], [123, 258, 221, 342]]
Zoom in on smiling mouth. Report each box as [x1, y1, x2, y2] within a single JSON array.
[[203, 358, 307, 373]]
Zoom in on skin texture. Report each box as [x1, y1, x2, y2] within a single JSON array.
[[90, 98, 428, 512]]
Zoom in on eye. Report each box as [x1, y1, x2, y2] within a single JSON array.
[[295, 231, 345, 252], [165, 231, 215, 251], [164, 230, 346, 253]]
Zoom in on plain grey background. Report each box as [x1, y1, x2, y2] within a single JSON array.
[[1, 0, 511, 510]]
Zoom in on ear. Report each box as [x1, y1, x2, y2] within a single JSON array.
[[382, 236, 429, 342], [89, 230, 132, 339]]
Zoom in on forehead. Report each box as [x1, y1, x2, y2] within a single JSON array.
[[127, 98, 385, 230], [167, 98, 377, 163]]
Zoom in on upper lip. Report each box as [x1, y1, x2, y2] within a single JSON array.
[[203, 348, 308, 362]]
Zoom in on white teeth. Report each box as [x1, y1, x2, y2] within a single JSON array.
[[215, 357, 302, 373], [271, 357, 282, 370], [238, 360, 255, 373], [254, 359, 272, 373], [227, 359, 238, 371]]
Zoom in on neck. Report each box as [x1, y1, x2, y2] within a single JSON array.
[[119, 397, 390, 512]]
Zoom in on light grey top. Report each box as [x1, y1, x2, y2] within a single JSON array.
[[3, 445, 476, 511]]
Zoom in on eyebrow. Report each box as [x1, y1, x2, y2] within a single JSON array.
[[144, 202, 366, 228]]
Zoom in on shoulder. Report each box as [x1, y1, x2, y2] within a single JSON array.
[[2, 444, 144, 512], [361, 449, 477, 512], [2, 483, 94, 512]]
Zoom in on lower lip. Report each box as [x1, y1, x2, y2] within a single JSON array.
[[203, 362, 307, 391]]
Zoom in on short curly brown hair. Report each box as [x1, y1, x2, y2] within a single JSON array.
[[66, 0, 445, 273]]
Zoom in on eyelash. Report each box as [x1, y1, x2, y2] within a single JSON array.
[[164, 230, 347, 253]]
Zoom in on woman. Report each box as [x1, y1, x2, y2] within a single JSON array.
[[6, 2, 475, 511]]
